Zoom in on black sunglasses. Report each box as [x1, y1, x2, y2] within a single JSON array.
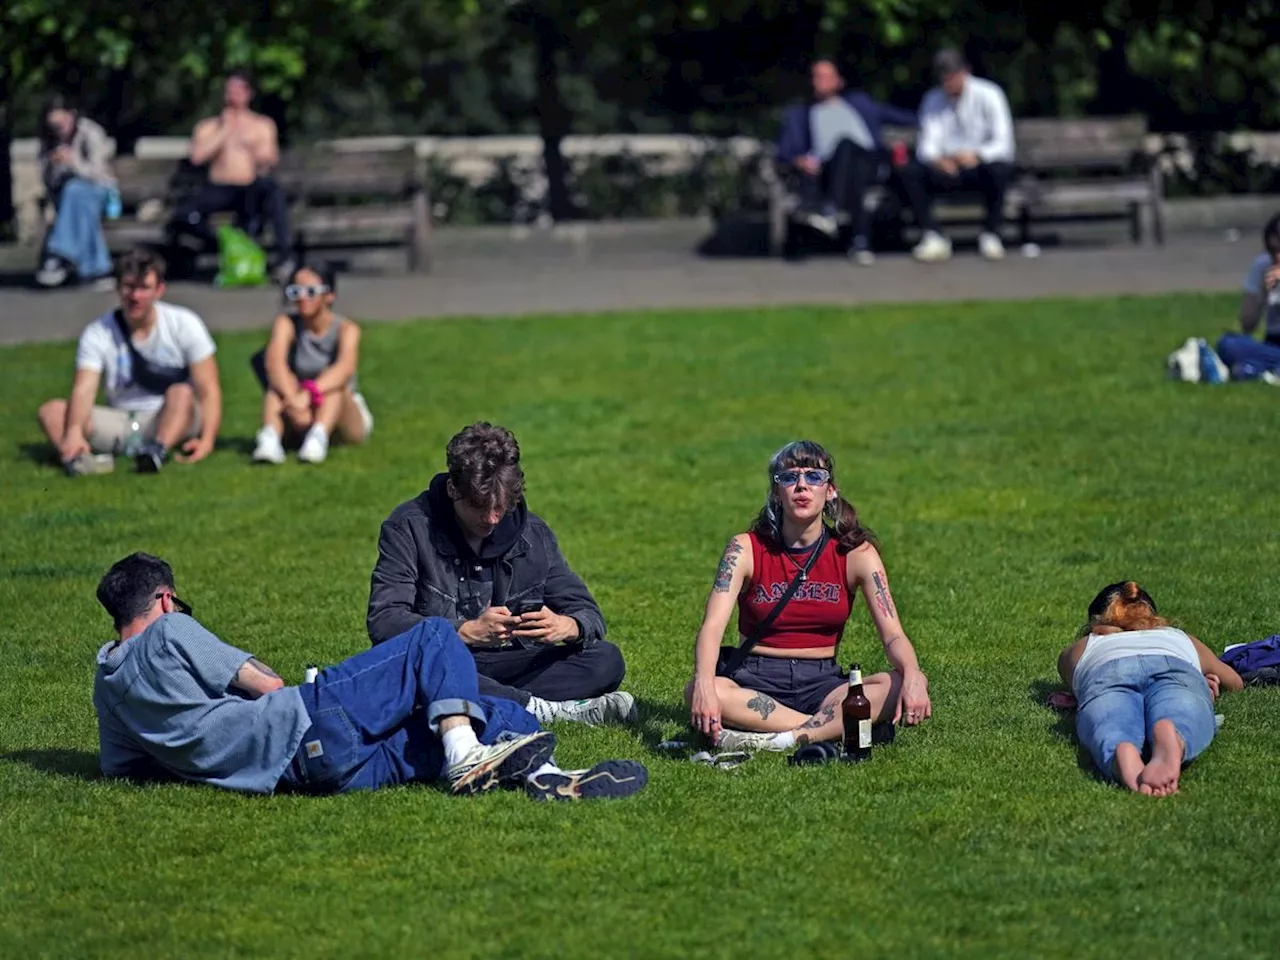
[[156, 591, 192, 616]]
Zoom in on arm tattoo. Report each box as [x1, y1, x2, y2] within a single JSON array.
[[796, 704, 836, 731], [238, 657, 281, 681], [712, 539, 744, 594], [871, 571, 897, 620], [746, 692, 776, 721]]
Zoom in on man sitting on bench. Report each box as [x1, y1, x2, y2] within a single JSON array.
[[776, 59, 917, 264], [896, 49, 1015, 263], [166, 69, 296, 282]]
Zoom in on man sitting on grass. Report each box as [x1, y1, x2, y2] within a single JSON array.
[[36, 247, 222, 476], [368, 422, 637, 727], [93, 552, 647, 801]]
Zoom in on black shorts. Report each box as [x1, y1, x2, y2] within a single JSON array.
[[716, 648, 847, 716]]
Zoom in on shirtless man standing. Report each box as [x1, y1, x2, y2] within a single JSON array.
[[166, 70, 296, 280]]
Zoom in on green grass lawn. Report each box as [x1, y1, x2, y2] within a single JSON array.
[[4, 294, 1280, 958]]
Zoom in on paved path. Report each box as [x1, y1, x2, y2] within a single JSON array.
[[0, 222, 1249, 346]]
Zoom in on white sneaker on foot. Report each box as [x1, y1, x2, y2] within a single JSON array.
[[447, 730, 557, 795], [297, 425, 329, 464], [36, 257, 69, 288], [716, 728, 791, 752], [252, 426, 286, 464], [912, 231, 952, 263], [978, 231, 1006, 260], [544, 691, 638, 726], [850, 247, 876, 266]]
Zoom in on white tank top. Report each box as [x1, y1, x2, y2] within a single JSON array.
[[1072, 626, 1199, 693]]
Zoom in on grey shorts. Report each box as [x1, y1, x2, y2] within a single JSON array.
[[88, 405, 201, 454], [716, 648, 847, 716]]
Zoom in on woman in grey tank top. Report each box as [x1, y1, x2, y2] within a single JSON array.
[[250, 263, 374, 464]]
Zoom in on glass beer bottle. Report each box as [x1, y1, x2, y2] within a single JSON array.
[[842, 663, 872, 762]]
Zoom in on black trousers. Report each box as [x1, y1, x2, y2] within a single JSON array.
[[895, 159, 1014, 234], [167, 177, 293, 259], [471, 640, 626, 706], [798, 139, 880, 242]]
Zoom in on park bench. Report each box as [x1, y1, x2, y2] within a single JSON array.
[[763, 115, 1165, 256], [96, 144, 432, 273]]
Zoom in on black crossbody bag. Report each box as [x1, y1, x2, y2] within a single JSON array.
[[718, 528, 828, 677], [113, 310, 190, 395]]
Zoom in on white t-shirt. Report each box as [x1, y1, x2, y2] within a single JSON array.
[[75, 302, 216, 412]]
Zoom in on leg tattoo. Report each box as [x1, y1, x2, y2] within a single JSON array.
[[746, 692, 777, 721]]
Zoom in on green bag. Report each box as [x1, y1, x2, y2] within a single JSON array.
[[214, 224, 267, 288]]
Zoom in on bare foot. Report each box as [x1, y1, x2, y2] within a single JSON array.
[[1112, 742, 1145, 793], [1137, 719, 1184, 797]]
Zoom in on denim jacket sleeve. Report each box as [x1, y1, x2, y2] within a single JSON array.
[[367, 514, 430, 645], [538, 521, 607, 645]]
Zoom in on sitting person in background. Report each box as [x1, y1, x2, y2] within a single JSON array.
[[250, 263, 373, 465], [94, 552, 646, 801], [165, 69, 295, 282], [776, 58, 917, 264], [1056, 581, 1243, 796], [895, 48, 1015, 263], [686, 440, 931, 752], [368, 422, 636, 727], [36, 247, 222, 475], [35, 96, 117, 290], [1215, 213, 1280, 379]]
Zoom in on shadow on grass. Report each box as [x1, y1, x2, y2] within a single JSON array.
[[1027, 678, 1098, 778], [16, 442, 57, 466], [633, 697, 709, 754], [2, 748, 100, 780]]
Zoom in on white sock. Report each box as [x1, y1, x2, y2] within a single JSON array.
[[525, 696, 556, 723], [441, 724, 480, 766], [526, 761, 562, 782], [767, 731, 796, 750]]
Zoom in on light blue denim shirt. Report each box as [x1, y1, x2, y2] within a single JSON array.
[[93, 614, 311, 794]]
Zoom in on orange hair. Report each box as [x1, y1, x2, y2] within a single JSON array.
[[1087, 581, 1169, 633]]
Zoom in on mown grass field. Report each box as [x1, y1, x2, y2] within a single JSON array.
[[3, 294, 1279, 958]]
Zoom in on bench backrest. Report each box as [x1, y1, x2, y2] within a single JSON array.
[[110, 146, 423, 208], [882, 115, 1148, 172], [1014, 116, 1148, 172]]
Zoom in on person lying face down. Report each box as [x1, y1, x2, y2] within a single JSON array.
[[1056, 581, 1243, 797]]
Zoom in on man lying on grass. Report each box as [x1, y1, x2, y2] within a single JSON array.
[[92, 553, 647, 801], [1056, 581, 1243, 796]]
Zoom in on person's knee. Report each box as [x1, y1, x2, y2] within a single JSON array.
[[588, 641, 627, 693], [163, 382, 195, 410], [37, 398, 66, 427]]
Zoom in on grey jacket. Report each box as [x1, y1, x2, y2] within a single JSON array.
[[40, 117, 115, 191], [367, 486, 607, 648]]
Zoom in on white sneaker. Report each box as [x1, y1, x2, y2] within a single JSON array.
[[36, 257, 69, 288], [352, 391, 374, 437], [447, 731, 557, 795], [544, 691, 638, 726], [912, 231, 952, 263], [297, 426, 329, 464], [251, 426, 286, 465], [716, 728, 791, 752], [978, 232, 1006, 260], [850, 247, 876, 266]]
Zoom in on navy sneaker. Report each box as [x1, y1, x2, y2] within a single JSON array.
[[134, 441, 166, 473], [526, 759, 648, 801]]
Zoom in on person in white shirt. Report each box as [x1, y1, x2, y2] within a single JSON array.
[[897, 49, 1016, 263], [36, 247, 224, 476]]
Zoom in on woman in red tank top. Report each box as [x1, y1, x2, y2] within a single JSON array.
[[685, 440, 932, 752]]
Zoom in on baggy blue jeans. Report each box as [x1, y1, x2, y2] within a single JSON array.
[[1075, 655, 1216, 782], [280, 618, 540, 793], [1216, 332, 1280, 379], [45, 177, 112, 279]]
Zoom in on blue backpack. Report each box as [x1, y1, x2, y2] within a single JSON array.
[[1221, 635, 1280, 684]]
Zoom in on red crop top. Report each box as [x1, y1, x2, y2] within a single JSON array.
[[736, 531, 852, 650]]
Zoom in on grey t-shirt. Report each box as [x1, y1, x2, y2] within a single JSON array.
[[809, 97, 874, 161], [93, 614, 311, 794]]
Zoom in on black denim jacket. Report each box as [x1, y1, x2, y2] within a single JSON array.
[[366, 489, 607, 648]]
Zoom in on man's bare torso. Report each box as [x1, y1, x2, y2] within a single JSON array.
[[193, 110, 276, 186]]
